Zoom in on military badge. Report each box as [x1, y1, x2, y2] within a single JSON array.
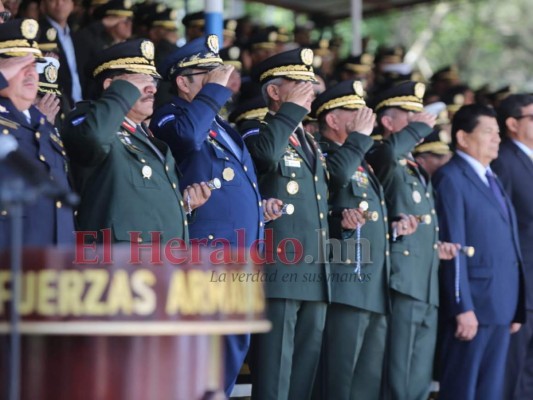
[[222, 167, 235, 181], [0, 105, 7, 113], [300, 48, 314, 66], [352, 168, 369, 187], [207, 35, 219, 54], [140, 40, 155, 60], [142, 165, 152, 179], [359, 201, 369, 211], [286, 180, 299, 195], [44, 62, 58, 84], [124, 0, 132, 9], [399, 158, 407, 166], [414, 82, 425, 99], [46, 28, 57, 42], [21, 19, 38, 40], [412, 190, 422, 203]]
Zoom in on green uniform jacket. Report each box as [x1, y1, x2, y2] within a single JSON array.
[[321, 133, 390, 314], [367, 122, 439, 306], [242, 102, 330, 301], [62, 80, 188, 243]]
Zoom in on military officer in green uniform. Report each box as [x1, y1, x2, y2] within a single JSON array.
[[312, 80, 418, 400], [366, 81, 457, 400], [62, 38, 210, 244], [241, 49, 363, 400]]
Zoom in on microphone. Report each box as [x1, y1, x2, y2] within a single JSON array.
[[0, 134, 79, 207]]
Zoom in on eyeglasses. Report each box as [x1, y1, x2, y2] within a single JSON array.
[[0, 11, 12, 21], [514, 114, 533, 121]]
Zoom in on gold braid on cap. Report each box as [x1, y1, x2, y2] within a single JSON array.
[[315, 95, 366, 118], [235, 107, 268, 123], [93, 57, 157, 77], [414, 142, 451, 155], [260, 65, 316, 82], [176, 52, 222, 68], [375, 96, 424, 112]]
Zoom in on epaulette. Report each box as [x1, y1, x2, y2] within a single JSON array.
[[0, 115, 19, 130]]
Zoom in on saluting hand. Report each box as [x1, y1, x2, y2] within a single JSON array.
[[35, 93, 61, 124], [204, 65, 235, 87], [346, 107, 376, 136], [183, 182, 211, 211], [282, 82, 315, 112], [409, 111, 437, 129], [0, 55, 35, 81]]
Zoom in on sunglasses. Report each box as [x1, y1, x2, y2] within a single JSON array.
[[0, 11, 12, 21]]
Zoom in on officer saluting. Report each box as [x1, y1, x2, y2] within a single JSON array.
[[62, 38, 210, 244], [0, 19, 75, 249]]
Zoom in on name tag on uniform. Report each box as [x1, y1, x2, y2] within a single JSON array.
[[284, 154, 302, 168]]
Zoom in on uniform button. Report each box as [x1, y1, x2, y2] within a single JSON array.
[[137, 237, 143, 243], [436, 226, 440, 232], [362, 193, 367, 198], [385, 250, 390, 256], [39, 154, 46, 162], [74, 210, 78, 217], [172, 183, 177, 189], [165, 165, 169, 171], [208, 234, 214, 240], [225, 157, 229, 161], [35, 132, 41, 139], [383, 216, 388, 222], [180, 200, 184, 207], [317, 194, 321, 200], [322, 231, 326, 236], [403, 250, 410, 256], [426, 192, 430, 198], [320, 212, 324, 219], [56, 201, 62, 208], [3, 129, 8, 135], [184, 220, 188, 226], [1, 210, 7, 216], [253, 182, 257, 188], [291, 173, 296, 178], [314, 176, 318, 182], [386, 233, 390, 240], [260, 222, 263, 227], [140, 158, 146, 163], [258, 201, 261, 206], [381, 200, 385, 206], [244, 166, 248, 172], [433, 244, 438, 250], [431, 209, 436, 215], [413, 182, 418, 186], [346, 259, 352, 264], [61, 151, 66, 156]]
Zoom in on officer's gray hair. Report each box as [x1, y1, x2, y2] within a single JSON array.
[[261, 78, 285, 107]]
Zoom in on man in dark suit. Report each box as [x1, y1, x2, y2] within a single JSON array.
[[149, 35, 278, 397], [38, 0, 82, 107], [0, 19, 75, 249], [492, 94, 533, 400], [433, 104, 525, 400], [62, 38, 210, 244]]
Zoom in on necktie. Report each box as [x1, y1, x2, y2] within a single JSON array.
[[485, 170, 508, 218], [296, 128, 315, 166]]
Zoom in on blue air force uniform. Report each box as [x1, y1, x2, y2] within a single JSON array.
[[149, 35, 264, 397]]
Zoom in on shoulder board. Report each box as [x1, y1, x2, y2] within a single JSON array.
[[157, 114, 176, 128], [0, 116, 19, 130], [121, 120, 135, 133]]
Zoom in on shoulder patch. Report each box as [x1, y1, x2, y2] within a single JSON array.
[[71, 115, 86, 126], [242, 128, 260, 140], [157, 114, 176, 127]]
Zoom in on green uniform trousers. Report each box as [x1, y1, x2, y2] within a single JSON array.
[[386, 291, 437, 400], [250, 298, 327, 400]]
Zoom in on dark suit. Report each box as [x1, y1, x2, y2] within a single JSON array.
[[149, 83, 263, 397], [241, 102, 331, 400], [493, 139, 533, 399], [0, 95, 75, 248], [62, 80, 188, 243], [433, 153, 525, 400]]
